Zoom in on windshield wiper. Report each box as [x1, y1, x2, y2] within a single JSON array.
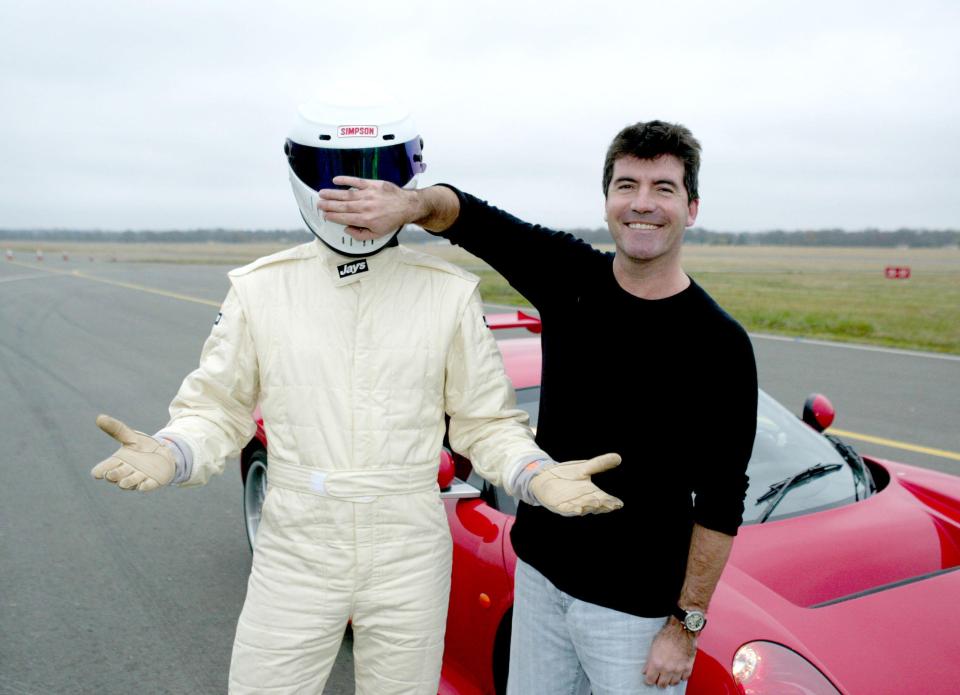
[[825, 434, 876, 497], [756, 463, 844, 523]]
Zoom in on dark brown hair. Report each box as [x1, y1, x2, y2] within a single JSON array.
[[602, 120, 701, 201]]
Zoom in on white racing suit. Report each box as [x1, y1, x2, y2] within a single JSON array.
[[160, 240, 546, 694]]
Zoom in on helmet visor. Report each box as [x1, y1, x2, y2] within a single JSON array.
[[286, 138, 425, 192]]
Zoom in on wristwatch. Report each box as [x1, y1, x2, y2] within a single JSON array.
[[672, 605, 707, 633]]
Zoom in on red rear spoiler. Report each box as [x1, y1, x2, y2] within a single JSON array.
[[484, 311, 542, 334]]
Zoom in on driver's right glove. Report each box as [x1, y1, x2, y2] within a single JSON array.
[[91, 414, 176, 491], [528, 453, 624, 516]]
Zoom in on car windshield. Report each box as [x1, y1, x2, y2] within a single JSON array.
[[742, 390, 857, 523], [491, 387, 860, 523]]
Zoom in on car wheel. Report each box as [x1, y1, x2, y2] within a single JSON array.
[[242, 448, 268, 551]]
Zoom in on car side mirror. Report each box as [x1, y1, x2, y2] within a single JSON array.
[[438, 449, 456, 490], [438, 448, 482, 500], [802, 393, 835, 433]]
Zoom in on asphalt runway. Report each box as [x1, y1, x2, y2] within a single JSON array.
[[1, 255, 957, 694]]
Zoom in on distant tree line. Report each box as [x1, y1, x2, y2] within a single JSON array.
[[2, 226, 958, 248], [0, 228, 311, 244], [566, 227, 960, 248], [0, 227, 439, 244]]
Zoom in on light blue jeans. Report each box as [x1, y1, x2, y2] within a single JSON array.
[[507, 559, 687, 695]]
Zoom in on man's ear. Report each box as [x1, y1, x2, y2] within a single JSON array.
[[686, 198, 700, 227]]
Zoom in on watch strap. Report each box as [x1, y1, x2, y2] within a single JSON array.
[[672, 604, 707, 632]]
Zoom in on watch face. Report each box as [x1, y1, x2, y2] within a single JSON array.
[[684, 611, 706, 632]]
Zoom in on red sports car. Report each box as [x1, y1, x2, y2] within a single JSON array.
[[240, 313, 960, 694]]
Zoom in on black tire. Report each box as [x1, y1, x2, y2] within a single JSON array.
[[241, 448, 268, 552]]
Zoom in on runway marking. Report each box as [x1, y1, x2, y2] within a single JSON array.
[[828, 427, 960, 462], [0, 273, 50, 284], [7, 260, 221, 307], [68, 270, 221, 307], [751, 332, 960, 362]]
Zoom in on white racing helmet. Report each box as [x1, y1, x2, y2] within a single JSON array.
[[286, 98, 426, 256]]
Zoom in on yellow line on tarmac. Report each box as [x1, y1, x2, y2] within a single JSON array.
[[8, 260, 221, 307], [69, 270, 221, 307], [828, 427, 960, 462], [0, 272, 49, 284]]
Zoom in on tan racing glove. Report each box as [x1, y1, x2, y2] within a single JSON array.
[[91, 414, 176, 491], [529, 453, 624, 516]]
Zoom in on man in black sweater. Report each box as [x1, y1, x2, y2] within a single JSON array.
[[317, 121, 757, 693]]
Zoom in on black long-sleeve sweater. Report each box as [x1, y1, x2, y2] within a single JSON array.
[[440, 186, 758, 617]]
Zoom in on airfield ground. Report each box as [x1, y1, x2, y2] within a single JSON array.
[[5, 240, 959, 354]]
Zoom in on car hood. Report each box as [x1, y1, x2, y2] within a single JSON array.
[[707, 459, 960, 692]]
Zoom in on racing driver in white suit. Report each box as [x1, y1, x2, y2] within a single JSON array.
[[90, 98, 623, 695]]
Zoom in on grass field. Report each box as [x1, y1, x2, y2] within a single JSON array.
[[420, 243, 960, 355], [683, 247, 960, 355], [6, 239, 959, 354]]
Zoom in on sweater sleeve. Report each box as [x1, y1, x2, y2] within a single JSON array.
[[690, 321, 758, 535], [436, 185, 605, 311]]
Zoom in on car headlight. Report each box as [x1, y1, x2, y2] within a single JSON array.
[[732, 641, 840, 694]]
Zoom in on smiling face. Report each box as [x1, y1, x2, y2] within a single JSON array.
[[605, 154, 699, 267]]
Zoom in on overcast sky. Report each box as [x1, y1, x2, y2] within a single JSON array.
[[3, 0, 958, 232]]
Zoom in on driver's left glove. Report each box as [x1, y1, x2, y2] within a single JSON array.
[[528, 453, 624, 516]]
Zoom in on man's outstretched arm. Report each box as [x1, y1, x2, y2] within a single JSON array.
[[319, 177, 600, 311], [316, 176, 460, 238], [642, 524, 734, 689]]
